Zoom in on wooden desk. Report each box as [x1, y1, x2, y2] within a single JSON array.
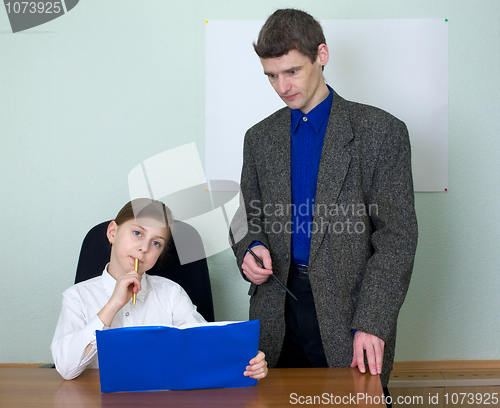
[[0, 367, 385, 407]]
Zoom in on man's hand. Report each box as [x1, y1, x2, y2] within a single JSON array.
[[242, 245, 273, 285], [350, 331, 385, 375]]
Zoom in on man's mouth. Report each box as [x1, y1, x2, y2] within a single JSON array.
[[284, 94, 298, 101]]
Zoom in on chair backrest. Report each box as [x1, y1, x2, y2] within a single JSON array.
[[75, 220, 215, 322]]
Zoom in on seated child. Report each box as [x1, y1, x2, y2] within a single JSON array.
[[51, 198, 268, 380]]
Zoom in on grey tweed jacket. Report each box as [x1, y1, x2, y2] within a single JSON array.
[[231, 90, 418, 387]]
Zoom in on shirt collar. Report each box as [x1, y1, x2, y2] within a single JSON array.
[[101, 263, 148, 303], [291, 84, 333, 134]]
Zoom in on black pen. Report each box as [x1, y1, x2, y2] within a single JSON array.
[[247, 247, 298, 301]]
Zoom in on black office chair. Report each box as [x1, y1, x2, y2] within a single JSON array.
[[75, 220, 215, 322]]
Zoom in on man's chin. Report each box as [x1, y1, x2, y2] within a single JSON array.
[[282, 98, 302, 110]]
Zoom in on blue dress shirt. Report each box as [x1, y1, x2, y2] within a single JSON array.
[[290, 85, 333, 265]]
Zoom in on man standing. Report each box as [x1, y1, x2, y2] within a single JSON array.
[[230, 9, 418, 391]]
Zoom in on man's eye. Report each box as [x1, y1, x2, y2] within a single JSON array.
[[133, 231, 142, 237]]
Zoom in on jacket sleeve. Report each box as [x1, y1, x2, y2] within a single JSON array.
[[351, 119, 418, 342], [230, 128, 270, 277]]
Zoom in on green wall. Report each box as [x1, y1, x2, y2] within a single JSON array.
[[1, 0, 499, 364]]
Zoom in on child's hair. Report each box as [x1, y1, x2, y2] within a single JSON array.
[[114, 198, 172, 255]]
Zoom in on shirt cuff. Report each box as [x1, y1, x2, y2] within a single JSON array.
[[249, 241, 267, 250], [83, 314, 109, 345], [77, 315, 108, 365]]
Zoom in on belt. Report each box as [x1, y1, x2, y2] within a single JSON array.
[[290, 263, 309, 279]]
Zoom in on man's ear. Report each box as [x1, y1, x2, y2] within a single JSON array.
[[317, 43, 329, 67], [107, 221, 118, 244]]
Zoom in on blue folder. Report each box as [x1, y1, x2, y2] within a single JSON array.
[[96, 320, 260, 393]]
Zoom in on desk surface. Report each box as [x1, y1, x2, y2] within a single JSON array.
[[0, 367, 385, 407]]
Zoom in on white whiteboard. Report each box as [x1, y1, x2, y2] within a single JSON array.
[[206, 19, 448, 192]]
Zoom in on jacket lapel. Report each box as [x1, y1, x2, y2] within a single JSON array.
[[309, 92, 353, 265], [265, 108, 292, 211]]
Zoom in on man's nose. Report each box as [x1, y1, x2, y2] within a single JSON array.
[[277, 77, 290, 95]]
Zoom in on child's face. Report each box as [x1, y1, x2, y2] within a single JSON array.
[[107, 218, 168, 277]]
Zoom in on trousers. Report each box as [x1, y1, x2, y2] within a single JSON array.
[[276, 264, 328, 368]]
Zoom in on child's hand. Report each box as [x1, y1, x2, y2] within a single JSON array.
[[109, 270, 142, 309], [98, 270, 142, 327], [244, 350, 268, 380]]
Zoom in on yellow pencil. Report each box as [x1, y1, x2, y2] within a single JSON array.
[[132, 258, 139, 307]]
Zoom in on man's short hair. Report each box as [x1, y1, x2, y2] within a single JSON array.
[[253, 9, 326, 63]]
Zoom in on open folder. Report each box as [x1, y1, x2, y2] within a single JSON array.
[[96, 320, 260, 393]]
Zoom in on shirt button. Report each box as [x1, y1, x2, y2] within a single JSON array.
[[126, 312, 130, 317], [284, 253, 289, 260], [303, 117, 308, 122]]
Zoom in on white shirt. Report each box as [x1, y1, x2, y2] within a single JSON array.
[[51, 266, 205, 380]]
